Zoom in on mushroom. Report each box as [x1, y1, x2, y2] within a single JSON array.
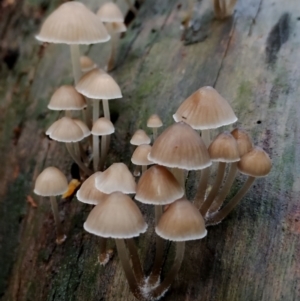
[[200, 132, 240, 216], [131, 144, 153, 174], [97, 2, 127, 71], [80, 56, 97, 73], [36, 2, 110, 84], [147, 114, 163, 141], [206, 146, 272, 225], [34, 167, 68, 244], [84, 192, 147, 298]]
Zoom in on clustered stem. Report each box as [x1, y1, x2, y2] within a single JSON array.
[[93, 100, 100, 172], [50, 195, 66, 244], [70, 44, 82, 84]]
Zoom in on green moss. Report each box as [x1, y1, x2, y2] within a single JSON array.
[[234, 81, 253, 117]]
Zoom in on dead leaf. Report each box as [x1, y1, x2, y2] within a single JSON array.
[[62, 179, 81, 199], [27, 195, 37, 208]]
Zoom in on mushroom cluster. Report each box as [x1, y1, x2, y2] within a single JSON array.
[[33, 2, 271, 300]]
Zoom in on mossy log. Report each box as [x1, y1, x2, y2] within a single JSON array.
[[1, 0, 300, 300]]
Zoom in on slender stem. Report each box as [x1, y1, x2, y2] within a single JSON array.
[[148, 205, 164, 286], [126, 238, 145, 286], [125, 0, 138, 15], [65, 110, 71, 118], [208, 162, 238, 213], [133, 165, 141, 177], [200, 162, 226, 216], [141, 165, 147, 174], [152, 128, 158, 142], [102, 99, 110, 120], [201, 129, 210, 147], [93, 99, 99, 123], [98, 237, 111, 266], [78, 142, 88, 163], [206, 176, 256, 225], [50, 196, 66, 244], [99, 135, 107, 171], [150, 241, 185, 299], [86, 98, 93, 129], [70, 44, 82, 84], [170, 168, 185, 189], [93, 100, 100, 172], [194, 167, 210, 209], [66, 143, 92, 176], [115, 239, 143, 299], [107, 30, 119, 72]]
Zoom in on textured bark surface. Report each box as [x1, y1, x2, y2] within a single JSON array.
[[1, 0, 300, 300]]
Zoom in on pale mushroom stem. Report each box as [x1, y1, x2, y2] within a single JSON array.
[[65, 143, 92, 176], [133, 165, 141, 177], [93, 100, 100, 172], [102, 99, 111, 153], [194, 167, 210, 209], [152, 128, 158, 141], [150, 241, 185, 299], [208, 162, 238, 213], [99, 135, 108, 170], [70, 44, 82, 84], [148, 205, 164, 286], [206, 176, 256, 226], [141, 165, 147, 174], [125, 0, 138, 15], [126, 238, 145, 286], [107, 31, 119, 72], [50, 196, 66, 244], [98, 237, 111, 266], [115, 239, 144, 299], [201, 129, 210, 147], [200, 162, 226, 216]]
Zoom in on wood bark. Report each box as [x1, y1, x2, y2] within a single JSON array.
[[0, 0, 300, 300]]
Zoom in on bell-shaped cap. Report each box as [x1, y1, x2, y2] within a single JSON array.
[[130, 130, 151, 146], [34, 167, 68, 196], [73, 119, 91, 138], [48, 85, 87, 110], [149, 122, 211, 170], [77, 172, 108, 205], [208, 132, 240, 162], [97, 2, 124, 22], [46, 117, 85, 142], [76, 69, 122, 99], [156, 198, 207, 241], [80, 56, 97, 72], [95, 163, 136, 194], [36, 2, 110, 44], [131, 144, 153, 166], [147, 114, 163, 128], [173, 86, 237, 130], [231, 128, 253, 157], [91, 117, 115, 136], [238, 146, 272, 177], [109, 22, 127, 33], [84, 192, 148, 238], [135, 165, 184, 205]]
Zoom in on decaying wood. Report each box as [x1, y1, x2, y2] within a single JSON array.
[[1, 0, 300, 300]]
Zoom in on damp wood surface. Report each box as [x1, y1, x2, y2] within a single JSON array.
[[0, 0, 300, 300]]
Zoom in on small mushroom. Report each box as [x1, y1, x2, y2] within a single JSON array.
[[146, 114, 163, 141], [80, 56, 97, 73], [131, 144, 153, 174], [34, 167, 68, 244]]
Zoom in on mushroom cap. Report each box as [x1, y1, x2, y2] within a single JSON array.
[[48, 85, 87, 111], [80, 56, 97, 72], [238, 146, 272, 177], [76, 69, 122, 99], [131, 144, 153, 166], [73, 119, 91, 138], [231, 128, 253, 157], [36, 2, 110, 45], [208, 132, 240, 162], [76, 172, 108, 205], [97, 2, 124, 22], [95, 163, 136, 194], [149, 122, 211, 170], [34, 167, 68, 196], [156, 198, 207, 241], [130, 130, 151, 146], [135, 165, 184, 205], [147, 114, 163, 128], [46, 117, 85, 142], [109, 22, 127, 33], [92, 117, 115, 135], [173, 86, 237, 130], [84, 192, 148, 238]]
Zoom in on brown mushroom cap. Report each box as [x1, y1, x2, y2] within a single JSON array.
[[92, 117, 115, 136], [238, 146, 272, 177], [135, 165, 184, 205], [76, 172, 108, 205], [97, 2, 124, 22], [147, 114, 163, 128], [149, 122, 211, 170], [173, 86, 237, 130], [36, 2, 110, 44], [156, 198, 207, 241], [131, 144, 153, 166], [84, 192, 147, 238], [34, 167, 68, 196], [130, 130, 151, 146], [208, 132, 240, 162], [231, 128, 253, 157], [95, 163, 136, 194], [76, 69, 122, 99], [48, 85, 87, 110]]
